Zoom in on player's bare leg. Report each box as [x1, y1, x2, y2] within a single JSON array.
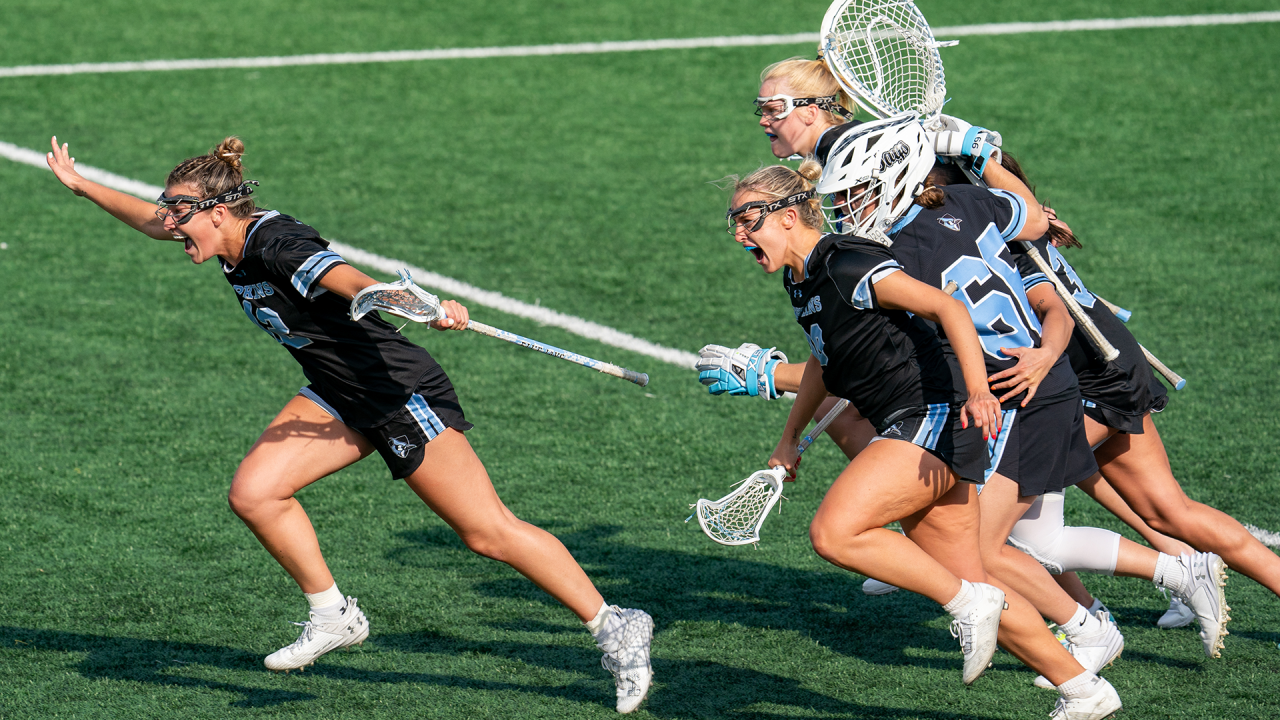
[[404, 428, 652, 712], [230, 394, 373, 593], [1076, 472, 1194, 556], [1090, 415, 1280, 599]]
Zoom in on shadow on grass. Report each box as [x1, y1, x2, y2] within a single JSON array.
[[0, 626, 311, 708]]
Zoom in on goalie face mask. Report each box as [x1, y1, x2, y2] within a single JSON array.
[[155, 180, 259, 225]]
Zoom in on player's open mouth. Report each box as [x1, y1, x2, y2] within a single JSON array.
[[765, 132, 778, 139], [746, 246, 765, 263]]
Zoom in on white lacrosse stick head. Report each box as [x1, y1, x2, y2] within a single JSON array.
[[815, 112, 933, 243], [819, 0, 954, 129], [349, 268, 444, 323], [694, 467, 787, 546]]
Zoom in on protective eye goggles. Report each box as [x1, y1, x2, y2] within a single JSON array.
[[753, 93, 854, 121], [726, 190, 815, 234], [155, 180, 259, 225]]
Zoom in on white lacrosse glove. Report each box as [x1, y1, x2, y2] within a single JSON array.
[[930, 114, 1003, 178], [349, 269, 443, 323], [696, 343, 788, 400]]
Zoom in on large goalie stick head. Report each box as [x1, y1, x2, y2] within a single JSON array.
[[349, 269, 443, 323], [693, 467, 787, 546], [814, 112, 933, 245], [819, 0, 956, 129]]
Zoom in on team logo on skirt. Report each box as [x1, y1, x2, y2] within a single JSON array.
[[389, 435, 418, 458]]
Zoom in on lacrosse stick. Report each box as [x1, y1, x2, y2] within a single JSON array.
[[820, 0, 1119, 362], [689, 398, 851, 546], [350, 269, 650, 386], [1094, 295, 1186, 390]]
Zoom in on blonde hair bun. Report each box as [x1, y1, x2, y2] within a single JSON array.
[[797, 157, 823, 183], [215, 136, 245, 170]]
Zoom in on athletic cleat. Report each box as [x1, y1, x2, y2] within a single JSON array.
[[1156, 592, 1195, 629], [1034, 612, 1124, 690], [1175, 552, 1230, 657], [950, 582, 1005, 685], [264, 596, 369, 671], [1050, 677, 1122, 720], [600, 607, 654, 713], [862, 578, 900, 596]]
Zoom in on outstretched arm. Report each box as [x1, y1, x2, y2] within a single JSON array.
[[46, 137, 172, 241], [321, 264, 469, 330]]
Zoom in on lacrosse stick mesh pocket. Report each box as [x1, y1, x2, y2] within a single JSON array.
[[695, 470, 785, 545], [824, 0, 946, 121]]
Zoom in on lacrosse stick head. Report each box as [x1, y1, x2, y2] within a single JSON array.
[[815, 112, 933, 242], [819, 0, 952, 129], [349, 268, 444, 323], [694, 467, 787, 546]]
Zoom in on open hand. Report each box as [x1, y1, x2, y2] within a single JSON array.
[[960, 390, 1002, 441], [988, 345, 1056, 405], [46, 136, 88, 196]]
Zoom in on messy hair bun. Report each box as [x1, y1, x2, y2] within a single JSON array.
[[797, 157, 823, 183], [215, 136, 245, 171], [165, 136, 256, 218]]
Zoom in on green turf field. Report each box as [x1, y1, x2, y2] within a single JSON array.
[[2, 1, 1279, 718]]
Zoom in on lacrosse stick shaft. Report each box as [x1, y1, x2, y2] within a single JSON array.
[[466, 321, 649, 387], [1092, 295, 1186, 390], [1018, 245, 1119, 362], [797, 398, 851, 455]]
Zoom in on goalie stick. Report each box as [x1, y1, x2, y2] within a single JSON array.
[[1094, 295, 1187, 390], [689, 398, 851, 546], [350, 270, 650, 386], [819, 0, 1122, 363]]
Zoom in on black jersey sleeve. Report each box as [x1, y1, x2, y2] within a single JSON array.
[[825, 240, 903, 311], [259, 232, 348, 300], [1010, 236, 1053, 293], [984, 188, 1030, 241]]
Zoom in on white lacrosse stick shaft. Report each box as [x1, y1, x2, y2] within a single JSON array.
[[1093, 295, 1186, 390], [465, 320, 649, 386]]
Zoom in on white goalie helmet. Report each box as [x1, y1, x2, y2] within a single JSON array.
[[814, 112, 934, 246]]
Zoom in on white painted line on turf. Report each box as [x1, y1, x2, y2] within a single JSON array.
[[1247, 524, 1280, 549], [2, 12, 1278, 78], [0, 140, 699, 369]]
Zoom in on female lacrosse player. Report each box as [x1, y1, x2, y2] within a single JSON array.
[[45, 136, 653, 713], [727, 159, 1122, 719]]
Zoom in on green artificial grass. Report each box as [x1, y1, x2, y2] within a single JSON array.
[[2, 2, 1279, 718]]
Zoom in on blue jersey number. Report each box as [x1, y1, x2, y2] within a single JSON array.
[[243, 301, 313, 349], [805, 323, 829, 366], [1046, 245, 1096, 309], [941, 227, 1041, 359]]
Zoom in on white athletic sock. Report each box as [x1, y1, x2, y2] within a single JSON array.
[[1060, 604, 1102, 639], [1057, 670, 1105, 698], [1153, 553, 1188, 594], [941, 579, 977, 616], [585, 602, 625, 653], [306, 583, 345, 621]]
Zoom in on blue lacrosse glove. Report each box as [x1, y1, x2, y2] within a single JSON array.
[[696, 343, 788, 399]]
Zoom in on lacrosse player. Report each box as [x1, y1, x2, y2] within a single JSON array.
[[45, 136, 654, 713], [723, 158, 1124, 716]]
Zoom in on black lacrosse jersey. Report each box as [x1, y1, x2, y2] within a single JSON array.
[[1012, 239, 1166, 418], [887, 184, 1077, 407], [221, 211, 440, 427], [783, 233, 967, 430]]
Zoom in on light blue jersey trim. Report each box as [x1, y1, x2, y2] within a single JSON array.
[[851, 260, 902, 309], [245, 210, 281, 249], [989, 188, 1027, 240], [984, 408, 1019, 482], [299, 386, 345, 424], [291, 250, 344, 297], [910, 403, 950, 451], [406, 393, 447, 441], [1022, 272, 1050, 291], [890, 204, 925, 235]]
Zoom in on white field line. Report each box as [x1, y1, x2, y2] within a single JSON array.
[[0, 140, 698, 368], [2, 12, 1279, 78], [1247, 524, 1280, 549]]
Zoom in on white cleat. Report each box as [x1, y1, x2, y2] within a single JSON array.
[[264, 596, 369, 671], [1156, 592, 1195, 629], [1034, 611, 1124, 689], [1176, 552, 1230, 657], [1050, 677, 1122, 720], [600, 607, 654, 713], [950, 582, 1005, 685], [862, 578, 901, 596]]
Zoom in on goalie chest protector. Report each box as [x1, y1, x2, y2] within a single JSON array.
[[220, 211, 439, 427], [783, 233, 966, 431], [887, 184, 1078, 407]]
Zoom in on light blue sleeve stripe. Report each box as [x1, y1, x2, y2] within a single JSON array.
[[1022, 272, 1050, 290], [989, 188, 1028, 240], [291, 250, 344, 296], [851, 260, 902, 310]]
